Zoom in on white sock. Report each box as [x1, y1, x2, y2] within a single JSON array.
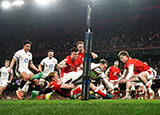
[[148, 87, 153, 94], [21, 82, 29, 93], [126, 89, 130, 97]]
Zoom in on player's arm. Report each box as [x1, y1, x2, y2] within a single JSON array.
[[38, 64, 43, 72], [9, 58, 16, 70], [79, 63, 83, 69], [29, 60, 40, 72], [10, 51, 20, 71], [38, 59, 45, 72], [58, 60, 67, 68], [55, 64, 61, 75], [114, 69, 128, 85], [125, 64, 134, 80], [0, 69, 1, 77], [8, 71, 13, 84], [119, 72, 122, 77], [91, 52, 98, 59], [61, 83, 75, 89], [100, 72, 114, 90], [118, 65, 134, 83], [118, 69, 128, 81], [117, 71, 122, 80], [105, 67, 110, 79]]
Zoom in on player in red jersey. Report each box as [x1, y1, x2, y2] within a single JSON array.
[[58, 47, 83, 77], [105, 60, 121, 82], [116, 51, 155, 99], [32, 71, 114, 99], [76, 41, 98, 62], [105, 60, 121, 98]]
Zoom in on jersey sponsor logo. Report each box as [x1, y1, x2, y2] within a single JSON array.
[[24, 58, 29, 63], [49, 64, 53, 68]]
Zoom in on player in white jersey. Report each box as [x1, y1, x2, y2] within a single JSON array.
[[0, 60, 13, 98], [38, 49, 59, 78], [9, 40, 40, 99]]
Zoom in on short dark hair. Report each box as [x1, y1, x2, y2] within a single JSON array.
[[76, 41, 84, 46], [99, 59, 108, 65], [118, 51, 129, 57], [48, 49, 54, 53], [23, 40, 32, 46], [70, 47, 78, 53]]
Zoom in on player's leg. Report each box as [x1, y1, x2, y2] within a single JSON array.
[[0, 86, 6, 98], [16, 71, 32, 99], [30, 87, 53, 100], [137, 72, 148, 85], [0, 80, 8, 98], [90, 82, 114, 99], [30, 73, 45, 96], [137, 71, 155, 99], [61, 71, 83, 83], [110, 80, 120, 99], [70, 85, 82, 99], [123, 76, 138, 99]]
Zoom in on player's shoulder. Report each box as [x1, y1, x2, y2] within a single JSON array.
[[43, 57, 48, 61], [51, 81, 62, 87], [64, 56, 70, 62], [15, 49, 23, 54], [129, 58, 139, 62], [52, 57, 58, 62], [91, 63, 100, 70], [65, 55, 70, 59], [27, 51, 32, 56], [110, 66, 114, 69], [0, 67, 5, 70]]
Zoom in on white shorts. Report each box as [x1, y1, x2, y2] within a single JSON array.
[[109, 80, 119, 88], [145, 68, 154, 80], [135, 68, 154, 81], [61, 71, 83, 83], [15, 68, 32, 78], [0, 80, 8, 87]]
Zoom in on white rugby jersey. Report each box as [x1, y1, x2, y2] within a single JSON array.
[[0, 67, 12, 80], [40, 57, 58, 76], [13, 49, 32, 70]]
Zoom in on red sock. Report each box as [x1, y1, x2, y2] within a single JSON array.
[[96, 90, 106, 97], [73, 87, 82, 95]]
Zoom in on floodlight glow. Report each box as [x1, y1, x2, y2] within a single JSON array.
[[1, 1, 11, 9], [35, 0, 50, 6], [12, 0, 24, 6]]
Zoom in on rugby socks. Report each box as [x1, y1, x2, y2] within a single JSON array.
[[21, 82, 29, 93], [19, 79, 26, 91], [35, 85, 43, 95], [72, 86, 82, 95], [94, 88, 106, 97], [31, 72, 44, 80], [125, 89, 130, 97]]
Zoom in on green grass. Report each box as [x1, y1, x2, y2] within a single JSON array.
[[0, 100, 160, 115]]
